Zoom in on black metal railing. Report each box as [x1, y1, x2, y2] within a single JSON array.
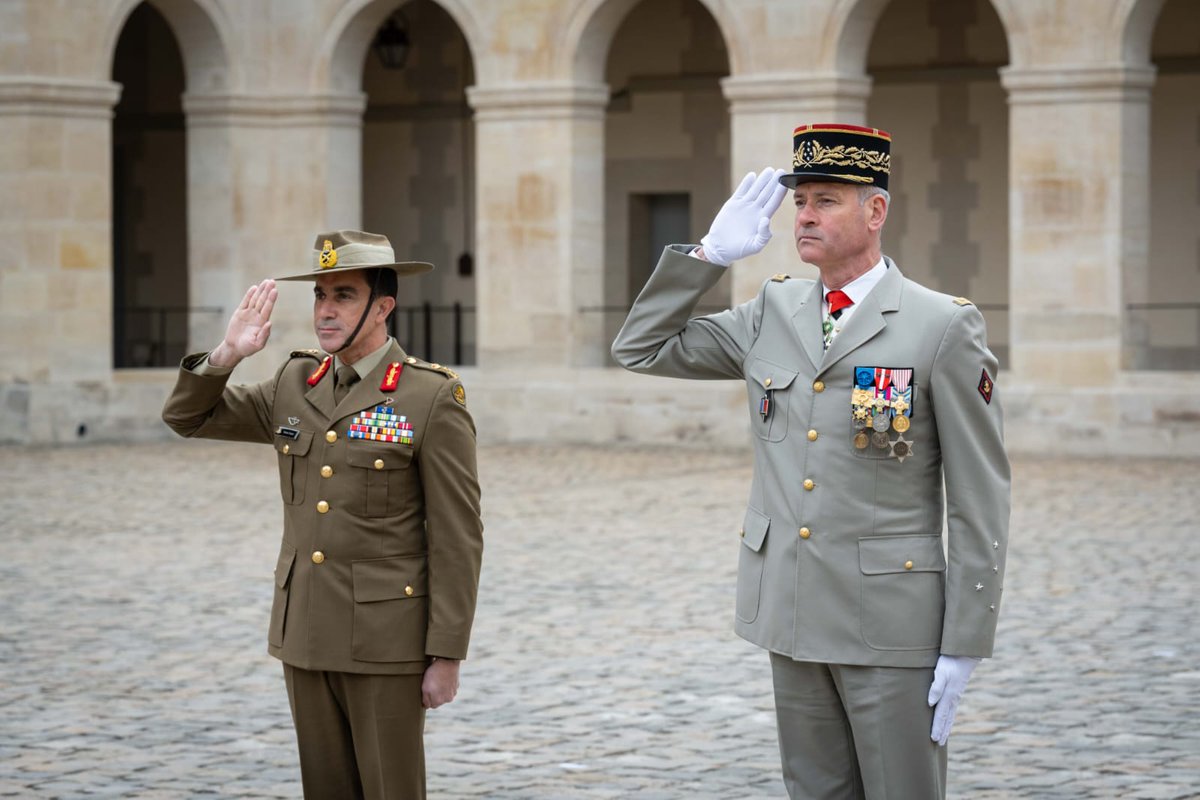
[[389, 302, 476, 366], [114, 305, 224, 368]]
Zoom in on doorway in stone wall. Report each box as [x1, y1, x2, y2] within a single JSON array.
[[361, 0, 477, 366], [111, 2, 189, 369]]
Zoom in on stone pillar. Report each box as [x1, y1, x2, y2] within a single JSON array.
[[0, 78, 121, 441], [181, 91, 367, 382], [466, 82, 609, 368], [1000, 65, 1155, 386], [721, 73, 872, 301]]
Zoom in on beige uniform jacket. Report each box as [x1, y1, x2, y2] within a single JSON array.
[[162, 340, 483, 675], [613, 246, 1010, 668]]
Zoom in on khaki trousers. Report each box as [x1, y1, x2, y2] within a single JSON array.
[[770, 653, 947, 800], [283, 664, 426, 800]]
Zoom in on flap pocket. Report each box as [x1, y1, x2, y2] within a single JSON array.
[[352, 555, 428, 602], [275, 430, 313, 457], [746, 357, 798, 392], [346, 441, 414, 471], [740, 507, 770, 553], [274, 545, 297, 589], [859, 534, 945, 575]]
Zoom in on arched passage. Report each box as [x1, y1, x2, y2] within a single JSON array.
[[600, 0, 731, 351], [111, 2, 188, 368], [865, 0, 1011, 365], [360, 0, 477, 365], [1143, 0, 1200, 369]]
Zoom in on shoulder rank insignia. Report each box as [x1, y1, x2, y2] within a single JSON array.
[[380, 361, 403, 392], [453, 384, 466, 407], [770, 273, 791, 282], [953, 297, 973, 306], [306, 355, 332, 386], [404, 356, 459, 380]]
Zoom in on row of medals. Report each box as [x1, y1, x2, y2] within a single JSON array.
[[851, 387, 911, 457]]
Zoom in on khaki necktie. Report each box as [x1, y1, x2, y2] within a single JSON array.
[[334, 365, 358, 403]]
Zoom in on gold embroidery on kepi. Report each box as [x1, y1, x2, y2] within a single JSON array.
[[319, 239, 338, 269], [781, 124, 892, 191]]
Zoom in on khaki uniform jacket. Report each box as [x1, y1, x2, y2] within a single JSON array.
[[162, 341, 483, 675], [613, 246, 1010, 668]]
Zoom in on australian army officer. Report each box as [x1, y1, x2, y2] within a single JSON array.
[[162, 230, 483, 799]]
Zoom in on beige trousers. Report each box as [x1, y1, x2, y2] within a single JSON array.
[[770, 653, 947, 800]]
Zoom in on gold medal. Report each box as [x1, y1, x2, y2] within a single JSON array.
[[854, 432, 870, 449], [892, 414, 910, 433]]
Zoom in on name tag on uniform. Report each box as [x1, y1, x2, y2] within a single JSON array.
[[275, 426, 300, 440]]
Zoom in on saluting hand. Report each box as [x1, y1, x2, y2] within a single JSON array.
[[209, 280, 278, 368], [422, 658, 460, 709], [698, 168, 789, 266]]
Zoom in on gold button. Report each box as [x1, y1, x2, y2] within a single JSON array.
[[904, 560, 914, 570], [799, 527, 811, 539], [807, 430, 818, 441], [803, 479, 814, 491], [282, 444, 290, 454], [317, 500, 329, 513], [764, 377, 773, 388], [374, 459, 385, 470], [312, 551, 325, 564], [320, 465, 333, 478], [813, 380, 825, 393], [325, 430, 337, 443], [404, 585, 414, 597]]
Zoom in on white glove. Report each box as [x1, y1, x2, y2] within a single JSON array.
[[927, 655, 980, 746], [699, 168, 789, 266]]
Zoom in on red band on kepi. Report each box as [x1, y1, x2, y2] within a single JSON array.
[[307, 356, 332, 386], [978, 368, 994, 405], [380, 362, 403, 392]]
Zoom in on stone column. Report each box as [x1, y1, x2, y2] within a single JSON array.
[[0, 78, 121, 441], [181, 91, 367, 382], [721, 73, 872, 301], [1000, 65, 1155, 386], [466, 82, 609, 368]]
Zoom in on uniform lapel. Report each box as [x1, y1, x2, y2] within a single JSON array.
[[790, 280, 827, 371], [815, 259, 904, 380], [335, 341, 409, 420]]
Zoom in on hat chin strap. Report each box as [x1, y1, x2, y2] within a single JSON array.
[[331, 269, 383, 356]]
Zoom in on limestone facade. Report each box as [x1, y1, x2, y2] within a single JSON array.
[[0, 0, 1197, 454]]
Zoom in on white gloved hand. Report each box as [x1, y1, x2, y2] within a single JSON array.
[[927, 655, 981, 746], [699, 168, 789, 266]]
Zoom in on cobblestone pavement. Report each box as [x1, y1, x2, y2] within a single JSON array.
[[1, 441, 1198, 799]]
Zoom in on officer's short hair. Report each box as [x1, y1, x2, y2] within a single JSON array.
[[856, 185, 891, 206]]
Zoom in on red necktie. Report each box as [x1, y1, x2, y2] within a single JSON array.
[[826, 289, 853, 319]]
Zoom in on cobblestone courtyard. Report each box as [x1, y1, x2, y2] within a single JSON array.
[[1, 441, 1197, 798]]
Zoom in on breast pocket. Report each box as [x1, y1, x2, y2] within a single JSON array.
[[274, 430, 313, 505], [345, 442, 415, 517], [745, 357, 798, 443], [351, 554, 428, 663], [858, 534, 945, 651]]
